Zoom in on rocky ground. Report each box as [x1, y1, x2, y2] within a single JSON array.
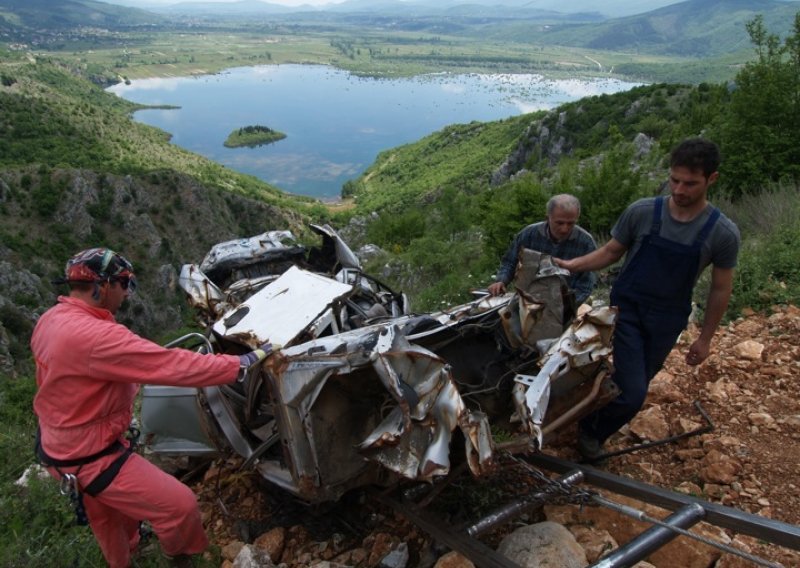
[[191, 305, 800, 568]]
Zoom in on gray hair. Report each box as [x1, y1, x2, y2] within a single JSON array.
[[546, 194, 581, 216]]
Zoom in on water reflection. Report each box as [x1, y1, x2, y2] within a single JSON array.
[[109, 65, 641, 199]]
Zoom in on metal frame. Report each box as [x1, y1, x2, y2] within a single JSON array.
[[527, 453, 800, 551]]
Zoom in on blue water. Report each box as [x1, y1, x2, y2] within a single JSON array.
[[109, 65, 640, 199]]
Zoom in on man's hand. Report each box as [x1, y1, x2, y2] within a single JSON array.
[[553, 257, 574, 272], [686, 338, 711, 366], [488, 281, 506, 296], [238, 342, 280, 368]]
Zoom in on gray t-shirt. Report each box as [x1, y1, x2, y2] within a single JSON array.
[[612, 197, 740, 282]]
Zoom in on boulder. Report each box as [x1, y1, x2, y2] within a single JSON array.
[[497, 522, 587, 568], [433, 551, 475, 568], [253, 527, 285, 563], [629, 405, 670, 441]]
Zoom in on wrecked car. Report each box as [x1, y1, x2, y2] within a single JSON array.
[[141, 226, 618, 503]]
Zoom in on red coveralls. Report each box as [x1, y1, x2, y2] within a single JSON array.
[[31, 296, 241, 568]]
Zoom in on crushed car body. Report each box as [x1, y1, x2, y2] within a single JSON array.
[[142, 225, 618, 503]]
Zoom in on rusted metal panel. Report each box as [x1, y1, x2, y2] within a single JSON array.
[[513, 305, 617, 445], [310, 223, 361, 269], [178, 264, 227, 317], [212, 266, 352, 348], [145, 226, 619, 504], [200, 230, 303, 274]]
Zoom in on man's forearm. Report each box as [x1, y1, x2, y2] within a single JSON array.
[[699, 286, 731, 343], [558, 241, 626, 273], [698, 267, 735, 343]]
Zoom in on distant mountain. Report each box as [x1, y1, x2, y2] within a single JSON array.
[[341, 0, 678, 18], [3, 0, 798, 64], [526, 0, 800, 57], [147, 0, 599, 19], [155, 0, 297, 15], [0, 0, 163, 29], [105, 0, 680, 19], [493, 0, 689, 18], [82, 0, 800, 21]]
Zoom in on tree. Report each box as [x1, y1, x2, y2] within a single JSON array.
[[576, 127, 649, 235], [720, 14, 800, 197]]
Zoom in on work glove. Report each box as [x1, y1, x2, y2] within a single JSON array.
[[238, 342, 280, 368]]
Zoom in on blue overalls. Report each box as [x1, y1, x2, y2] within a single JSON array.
[[581, 196, 721, 443]]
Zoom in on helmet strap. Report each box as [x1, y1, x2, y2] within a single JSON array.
[[92, 281, 102, 301]]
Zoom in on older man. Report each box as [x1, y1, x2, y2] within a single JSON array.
[[488, 193, 597, 304]]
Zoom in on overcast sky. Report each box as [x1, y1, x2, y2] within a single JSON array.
[[130, 0, 346, 5]]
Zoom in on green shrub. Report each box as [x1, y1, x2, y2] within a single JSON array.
[[0, 375, 220, 567], [366, 208, 427, 250], [730, 224, 800, 314], [717, 185, 800, 315], [480, 174, 550, 261]]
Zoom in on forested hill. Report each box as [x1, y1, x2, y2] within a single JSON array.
[[525, 0, 800, 56], [0, 57, 320, 376], [0, 0, 162, 32]]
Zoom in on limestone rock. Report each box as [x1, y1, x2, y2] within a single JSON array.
[[633, 132, 654, 158], [379, 542, 409, 568], [433, 551, 475, 568], [647, 372, 686, 404], [222, 541, 246, 562], [779, 415, 800, 428], [253, 527, 285, 563], [675, 481, 702, 496], [732, 340, 764, 361], [233, 544, 274, 568], [356, 244, 385, 263], [497, 522, 587, 568], [675, 417, 702, 434], [747, 412, 775, 426], [629, 405, 670, 441], [568, 525, 617, 563], [700, 450, 743, 484]]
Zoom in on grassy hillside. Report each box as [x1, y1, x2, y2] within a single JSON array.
[[0, 57, 326, 375], [347, 115, 535, 212], [347, 83, 717, 215], [0, 0, 162, 31], [0, 57, 319, 212], [342, 66, 799, 315]]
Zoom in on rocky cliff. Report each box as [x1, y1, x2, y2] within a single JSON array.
[[0, 166, 308, 376]]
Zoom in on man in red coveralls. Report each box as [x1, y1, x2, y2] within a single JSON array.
[[31, 248, 271, 568]]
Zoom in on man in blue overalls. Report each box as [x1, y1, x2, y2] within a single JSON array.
[[555, 138, 740, 459]]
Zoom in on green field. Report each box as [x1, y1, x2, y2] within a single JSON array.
[[42, 27, 735, 84]]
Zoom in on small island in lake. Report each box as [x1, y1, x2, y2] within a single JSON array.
[[224, 125, 287, 148]]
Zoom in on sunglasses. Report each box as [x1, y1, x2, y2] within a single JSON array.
[[111, 275, 137, 293]]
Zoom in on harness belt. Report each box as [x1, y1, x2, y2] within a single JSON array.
[[35, 427, 135, 497], [82, 447, 134, 496]]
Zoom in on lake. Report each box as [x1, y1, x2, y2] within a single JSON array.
[[108, 65, 641, 200]]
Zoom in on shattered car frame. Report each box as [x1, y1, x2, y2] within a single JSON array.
[[142, 226, 618, 503]]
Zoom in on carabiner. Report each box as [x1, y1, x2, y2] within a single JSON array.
[[60, 473, 78, 496]]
